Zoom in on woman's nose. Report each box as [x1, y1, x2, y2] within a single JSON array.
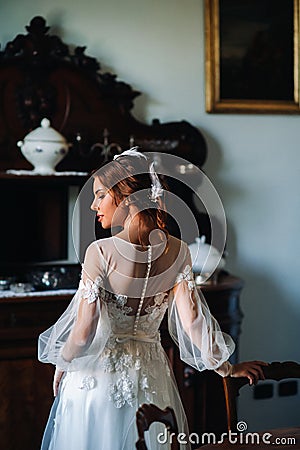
[[90, 199, 99, 211]]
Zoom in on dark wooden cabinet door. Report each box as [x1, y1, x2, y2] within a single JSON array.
[[0, 359, 54, 450], [0, 295, 68, 449]]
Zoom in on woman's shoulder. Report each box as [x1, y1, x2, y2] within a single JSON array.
[[167, 235, 189, 251], [88, 235, 189, 256], [85, 238, 113, 257], [167, 234, 187, 244]]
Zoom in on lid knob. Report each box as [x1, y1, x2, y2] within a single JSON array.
[[41, 118, 51, 128]]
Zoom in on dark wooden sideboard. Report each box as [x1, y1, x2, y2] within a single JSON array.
[[0, 272, 243, 450]]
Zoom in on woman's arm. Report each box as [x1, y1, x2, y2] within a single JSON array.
[[169, 268, 235, 371], [60, 295, 99, 362], [59, 242, 105, 363], [54, 294, 99, 397], [230, 360, 268, 385], [53, 368, 64, 397], [169, 244, 267, 381]]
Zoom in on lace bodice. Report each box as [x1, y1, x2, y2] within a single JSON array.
[[73, 244, 171, 408], [78, 242, 169, 338], [38, 235, 235, 406], [105, 290, 169, 337]]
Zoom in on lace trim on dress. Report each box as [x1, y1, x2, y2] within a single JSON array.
[[99, 337, 169, 408], [78, 275, 105, 304], [79, 375, 97, 390], [76, 252, 173, 406], [175, 264, 195, 291], [109, 294, 132, 317], [78, 274, 130, 309], [139, 293, 169, 334], [85, 290, 170, 408], [144, 292, 169, 314], [114, 294, 129, 307]]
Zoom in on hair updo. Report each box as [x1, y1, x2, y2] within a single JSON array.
[[94, 154, 169, 247]]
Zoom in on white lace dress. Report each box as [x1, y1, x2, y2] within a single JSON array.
[[38, 236, 234, 450]]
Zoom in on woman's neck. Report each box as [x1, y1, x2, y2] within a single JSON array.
[[116, 206, 167, 246], [116, 212, 153, 245], [116, 226, 167, 247]]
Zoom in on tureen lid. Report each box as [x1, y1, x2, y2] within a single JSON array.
[[23, 118, 67, 143], [188, 235, 224, 269]]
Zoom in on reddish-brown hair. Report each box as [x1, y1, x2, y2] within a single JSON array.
[[94, 155, 169, 247]]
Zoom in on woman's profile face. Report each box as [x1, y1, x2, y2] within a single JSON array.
[[91, 177, 127, 229]]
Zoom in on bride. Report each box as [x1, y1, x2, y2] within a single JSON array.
[[38, 148, 267, 450]]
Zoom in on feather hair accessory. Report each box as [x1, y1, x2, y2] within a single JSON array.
[[113, 147, 147, 160], [149, 161, 164, 203], [113, 147, 163, 203]]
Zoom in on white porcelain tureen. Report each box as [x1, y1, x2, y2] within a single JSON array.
[[17, 118, 71, 174], [188, 235, 225, 282]]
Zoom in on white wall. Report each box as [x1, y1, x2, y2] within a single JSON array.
[[1, 0, 299, 431]]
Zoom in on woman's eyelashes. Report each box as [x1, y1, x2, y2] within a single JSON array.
[[95, 191, 107, 201]]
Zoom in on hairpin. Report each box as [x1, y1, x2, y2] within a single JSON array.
[[113, 147, 163, 203], [113, 147, 147, 160], [149, 162, 163, 203]]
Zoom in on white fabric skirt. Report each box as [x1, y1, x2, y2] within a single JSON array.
[[40, 343, 190, 450]]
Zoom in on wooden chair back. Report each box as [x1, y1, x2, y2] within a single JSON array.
[[136, 403, 179, 450], [223, 361, 300, 432]]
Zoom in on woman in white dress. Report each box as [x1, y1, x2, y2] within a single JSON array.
[[38, 149, 267, 450]]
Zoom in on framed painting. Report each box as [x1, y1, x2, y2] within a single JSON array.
[[205, 0, 300, 113]]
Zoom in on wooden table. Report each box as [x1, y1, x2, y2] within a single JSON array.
[[200, 427, 300, 449]]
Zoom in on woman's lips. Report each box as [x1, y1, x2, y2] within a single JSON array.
[[97, 214, 104, 222]]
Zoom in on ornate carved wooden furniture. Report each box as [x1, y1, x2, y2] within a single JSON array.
[[0, 17, 244, 450], [223, 361, 300, 433], [0, 16, 207, 173], [136, 403, 179, 450]]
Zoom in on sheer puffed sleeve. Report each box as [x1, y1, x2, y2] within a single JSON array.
[[38, 241, 111, 371], [168, 244, 235, 376]]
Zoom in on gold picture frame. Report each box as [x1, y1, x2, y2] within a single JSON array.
[[205, 0, 300, 113]]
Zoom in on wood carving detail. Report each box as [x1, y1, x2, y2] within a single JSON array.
[[0, 16, 139, 130], [0, 16, 207, 173]]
